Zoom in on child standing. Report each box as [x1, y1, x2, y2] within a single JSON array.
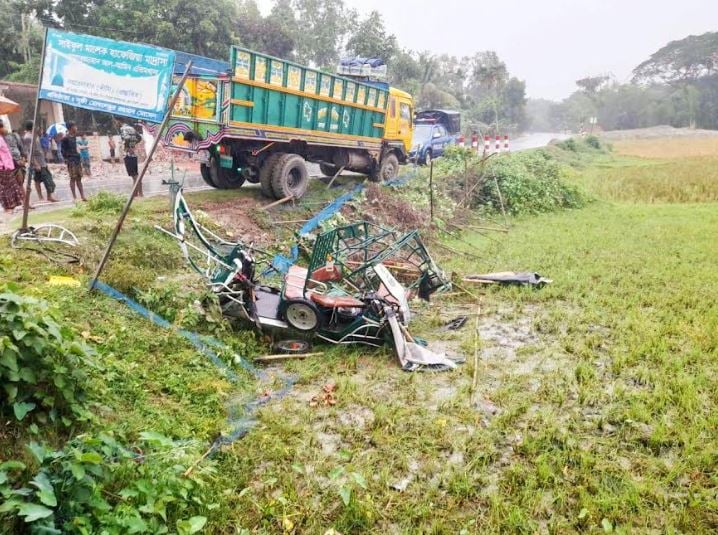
[[78, 132, 92, 177]]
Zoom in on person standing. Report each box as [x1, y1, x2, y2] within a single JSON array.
[[60, 121, 86, 202], [118, 118, 143, 197], [23, 121, 58, 203], [78, 132, 92, 177], [0, 119, 24, 213], [108, 136, 118, 163], [4, 128, 26, 187], [40, 132, 51, 162]]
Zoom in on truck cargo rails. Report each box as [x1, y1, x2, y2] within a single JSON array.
[[163, 46, 415, 200]]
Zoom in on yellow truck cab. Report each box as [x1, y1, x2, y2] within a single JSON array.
[[385, 87, 414, 154]]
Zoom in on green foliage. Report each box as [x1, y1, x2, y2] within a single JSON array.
[[136, 281, 227, 333], [632, 31, 718, 84], [0, 433, 215, 534], [0, 291, 96, 426], [480, 151, 587, 215], [73, 191, 126, 216]]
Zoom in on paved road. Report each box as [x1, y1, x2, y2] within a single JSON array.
[[511, 132, 570, 152], [1, 134, 567, 230]]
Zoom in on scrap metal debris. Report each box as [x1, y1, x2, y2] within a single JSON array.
[[443, 316, 468, 331], [464, 271, 553, 287], [11, 224, 81, 264]]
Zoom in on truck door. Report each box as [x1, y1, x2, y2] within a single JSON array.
[[384, 96, 399, 140], [397, 99, 413, 152]]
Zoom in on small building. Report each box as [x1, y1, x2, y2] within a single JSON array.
[[0, 80, 64, 132]]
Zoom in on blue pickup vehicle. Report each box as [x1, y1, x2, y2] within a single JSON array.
[[410, 110, 461, 165]]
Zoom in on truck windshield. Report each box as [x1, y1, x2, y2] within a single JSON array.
[[412, 124, 433, 146]]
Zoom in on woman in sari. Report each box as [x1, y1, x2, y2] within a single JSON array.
[[0, 119, 24, 213]]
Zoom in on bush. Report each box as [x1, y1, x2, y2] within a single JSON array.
[[556, 138, 579, 152], [585, 135, 602, 150], [0, 433, 215, 534], [479, 151, 588, 215], [74, 191, 126, 216], [0, 291, 96, 426]]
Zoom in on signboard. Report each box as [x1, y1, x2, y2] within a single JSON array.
[[39, 29, 175, 123]]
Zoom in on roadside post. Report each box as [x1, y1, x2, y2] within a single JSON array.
[[19, 27, 48, 231], [89, 61, 193, 291], [429, 156, 434, 222]]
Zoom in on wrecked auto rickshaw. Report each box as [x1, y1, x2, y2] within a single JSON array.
[[158, 182, 456, 370]]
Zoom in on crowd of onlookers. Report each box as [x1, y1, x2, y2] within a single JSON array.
[[0, 118, 143, 214]]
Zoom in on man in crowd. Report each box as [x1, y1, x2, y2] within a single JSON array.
[[60, 121, 86, 202], [23, 121, 58, 203], [117, 118, 143, 197]]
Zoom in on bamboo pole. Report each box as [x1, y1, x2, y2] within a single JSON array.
[[254, 352, 322, 362], [262, 195, 294, 210], [89, 61, 194, 291], [20, 26, 48, 231]]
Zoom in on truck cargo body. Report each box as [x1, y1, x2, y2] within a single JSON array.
[[163, 46, 413, 198]]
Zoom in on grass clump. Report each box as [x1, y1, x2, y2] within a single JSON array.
[[72, 191, 126, 217], [481, 150, 588, 215]]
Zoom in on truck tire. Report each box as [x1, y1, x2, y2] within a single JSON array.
[[271, 153, 309, 199], [200, 163, 218, 188], [209, 155, 246, 189], [259, 153, 283, 198], [370, 153, 399, 182]]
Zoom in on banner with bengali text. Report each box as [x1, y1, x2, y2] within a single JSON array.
[[39, 29, 175, 123]]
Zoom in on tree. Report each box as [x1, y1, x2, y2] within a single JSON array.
[[632, 31, 718, 83], [346, 11, 397, 62], [292, 0, 352, 68], [576, 75, 610, 96]]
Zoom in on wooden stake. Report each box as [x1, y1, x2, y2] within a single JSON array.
[[183, 442, 215, 477], [262, 195, 294, 210], [470, 302, 481, 405], [254, 352, 322, 362], [325, 165, 345, 189]]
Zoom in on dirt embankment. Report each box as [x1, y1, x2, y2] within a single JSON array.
[[600, 125, 718, 140]]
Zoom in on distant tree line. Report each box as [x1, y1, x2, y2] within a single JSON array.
[[528, 32, 718, 132], [1, 0, 527, 133]]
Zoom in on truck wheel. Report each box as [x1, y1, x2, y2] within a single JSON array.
[[370, 153, 399, 182], [210, 156, 246, 189], [259, 153, 283, 198], [200, 163, 218, 188], [271, 153, 309, 199], [319, 163, 338, 177]]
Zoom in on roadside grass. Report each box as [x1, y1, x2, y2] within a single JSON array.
[[207, 199, 718, 533], [613, 137, 718, 159], [565, 152, 718, 204]]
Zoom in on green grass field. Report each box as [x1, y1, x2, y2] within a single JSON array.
[[1, 140, 717, 533]]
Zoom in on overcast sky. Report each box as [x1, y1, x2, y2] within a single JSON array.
[[257, 0, 717, 100]]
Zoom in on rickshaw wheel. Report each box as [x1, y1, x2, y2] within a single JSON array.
[[283, 300, 321, 332], [273, 339, 311, 354]]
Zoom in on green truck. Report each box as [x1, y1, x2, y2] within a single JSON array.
[[164, 47, 415, 199]]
